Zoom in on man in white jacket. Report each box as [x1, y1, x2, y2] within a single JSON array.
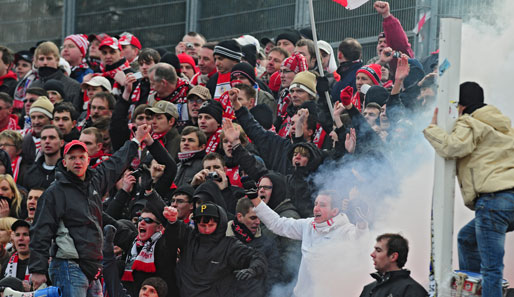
[[250, 190, 367, 297]]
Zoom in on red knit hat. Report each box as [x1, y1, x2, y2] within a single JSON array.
[[65, 34, 89, 58], [268, 71, 282, 92], [356, 64, 382, 85], [177, 53, 197, 73], [282, 52, 308, 74]]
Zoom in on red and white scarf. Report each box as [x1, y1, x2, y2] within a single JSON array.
[[101, 59, 131, 95], [226, 166, 242, 188], [277, 89, 291, 120], [312, 124, 327, 149], [122, 231, 162, 282], [0, 115, 20, 132], [32, 135, 41, 156], [5, 252, 30, 281], [178, 149, 203, 162], [151, 131, 168, 148], [11, 155, 22, 183], [205, 128, 222, 154], [278, 117, 292, 138], [215, 91, 235, 120]]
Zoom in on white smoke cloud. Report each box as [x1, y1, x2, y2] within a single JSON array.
[[298, 0, 514, 294]]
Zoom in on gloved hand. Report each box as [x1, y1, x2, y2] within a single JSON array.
[[234, 268, 257, 280], [316, 76, 329, 95], [340, 86, 354, 106]]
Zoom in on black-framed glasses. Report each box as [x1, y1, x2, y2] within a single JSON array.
[[257, 185, 273, 190], [138, 216, 159, 224]]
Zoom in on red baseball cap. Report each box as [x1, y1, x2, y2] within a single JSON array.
[[119, 34, 142, 50], [64, 140, 88, 155], [99, 37, 122, 51]]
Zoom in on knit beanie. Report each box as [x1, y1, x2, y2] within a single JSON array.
[[365, 85, 389, 107], [276, 30, 301, 46], [268, 71, 281, 92], [178, 53, 196, 73], [214, 40, 242, 62], [282, 52, 308, 74], [141, 277, 168, 297], [241, 44, 257, 67], [289, 71, 317, 98], [144, 193, 167, 226], [30, 96, 54, 119], [43, 79, 66, 99], [173, 184, 195, 200], [198, 100, 223, 125], [230, 62, 256, 85], [65, 34, 89, 58], [357, 64, 382, 86], [160, 53, 181, 74], [250, 104, 273, 130]]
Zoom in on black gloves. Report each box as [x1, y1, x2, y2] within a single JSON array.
[[316, 76, 329, 95], [234, 268, 257, 280]]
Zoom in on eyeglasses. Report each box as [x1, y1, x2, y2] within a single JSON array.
[[257, 185, 273, 190], [138, 216, 160, 224]]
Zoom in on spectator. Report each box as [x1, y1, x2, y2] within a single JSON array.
[[145, 101, 181, 158], [191, 42, 217, 86], [170, 184, 195, 223], [79, 127, 110, 168], [359, 233, 427, 297], [2, 220, 32, 286], [0, 92, 20, 132], [227, 197, 281, 295], [147, 63, 191, 125], [43, 79, 65, 104], [197, 100, 223, 153], [331, 38, 363, 103], [21, 125, 63, 190], [275, 30, 301, 55], [0, 46, 17, 97], [185, 85, 211, 127], [295, 39, 317, 70], [178, 53, 196, 81], [0, 217, 16, 264], [174, 126, 206, 187], [28, 124, 152, 295], [52, 101, 79, 143], [206, 40, 242, 99], [0, 130, 29, 184], [139, 277, 168, 297], [175, 31, 206, 63], [276, 53, 308, 128], [79, 75, 112, 113], [261, 47, 289, 87], [21, 96, 53, 164], [14, 50, 32, 80], [0, 174, 26, 219], [423, 82, 514, 297], [130, 48, 161, 105], [352, 64, 382, 111], [87, 33, 109, 72], [18, 87, 47, 131], [119, 33, 143, 70], [29, 41, 81, 111], [98, 36, 134, 95], [163, 202, 267, 297], [25, 188, 43, 224], [13, 53, 37, 105], [61, 34, 94, 83], [249, 190, 367, 297]]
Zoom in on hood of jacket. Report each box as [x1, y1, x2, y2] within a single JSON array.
[[262, 171, 287, 210], [471, 105, 511, 134], [193, 180, 227, 210], [288, 142, 324, 172], [194, 203, 228, 243]]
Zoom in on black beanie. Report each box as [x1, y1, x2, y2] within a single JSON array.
[[214, 40, 242, 61], [276, 30, 301, 46], [459, 82, 486, 115], [365, 85, 389, 107], [44, 79, 66, 99], [173, 184, 195, 201], [160, 53, 181, 74], [250, 104, 273, 130], [141, 277, 168, 297], [231, 62, 256, 85], [241, 44, 257, 67], [144, 193, 167, 225], [198, 100, 223, 125]]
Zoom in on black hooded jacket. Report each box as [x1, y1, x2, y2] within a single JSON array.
[[168, 204, 267, 297], [29, 140, 138, 280], [359, 270, 428, 297]]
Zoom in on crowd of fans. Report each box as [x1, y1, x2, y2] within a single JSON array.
[[0, 1, 447, 296]]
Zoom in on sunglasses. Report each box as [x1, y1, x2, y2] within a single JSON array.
[[138, 216, 160, 224], [257, 185, 273, 190]]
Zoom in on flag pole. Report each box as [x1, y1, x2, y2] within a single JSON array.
[[308, 0, 335, 121]]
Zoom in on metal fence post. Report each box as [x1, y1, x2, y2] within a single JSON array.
[[186, 0, 199, 33], [428, 0, 439, 53], [62, 0, 76, 39]]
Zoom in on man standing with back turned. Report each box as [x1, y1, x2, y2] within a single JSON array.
[[29, 123, 153, 297], [424, 82, 514, 297]]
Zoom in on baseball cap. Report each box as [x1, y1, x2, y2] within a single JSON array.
[[145, 101, 179, 119], [99, 37, 122, 51], [64, 140, 88, 155], [119, 34, 142, 50], [193, 203, 219, 220], [81, 76, 112, 93], [14, 50, 33, 64], [187, 85, 212, 101], [11, 219, 30, 232], [88, 33, 110, 43]]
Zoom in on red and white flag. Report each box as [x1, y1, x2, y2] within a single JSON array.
[[413, 11, 431, 34], [332, 0, 370, 10]]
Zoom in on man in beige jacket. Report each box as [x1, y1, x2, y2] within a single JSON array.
[[423, 82, 514, 297]]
